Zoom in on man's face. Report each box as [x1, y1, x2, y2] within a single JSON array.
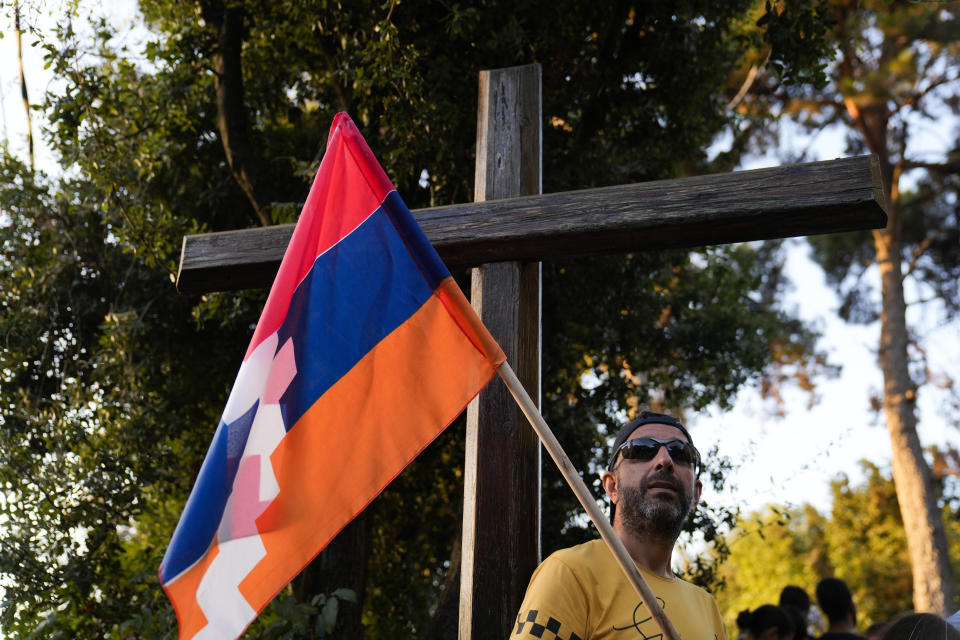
[[603, 423, 702, 542]]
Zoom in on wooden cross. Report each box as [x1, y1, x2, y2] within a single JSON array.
[[176, 64, 886, 639]]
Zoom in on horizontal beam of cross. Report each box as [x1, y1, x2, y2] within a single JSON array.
[[176, 155, 886, 294]]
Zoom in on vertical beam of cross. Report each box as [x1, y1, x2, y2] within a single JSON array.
[[459, 64, 543, 640]]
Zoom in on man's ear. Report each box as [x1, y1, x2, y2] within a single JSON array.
[[693, 479, 703, 511], [601, 470, 619, 505]]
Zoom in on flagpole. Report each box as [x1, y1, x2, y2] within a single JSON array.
[[496, 361, 683, 640]]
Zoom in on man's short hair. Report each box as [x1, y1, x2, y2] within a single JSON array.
[[816, 577, 855, 624], [608, 410, 694, 469], [780, 585, 811, 612], [607, 410, 693, 522]]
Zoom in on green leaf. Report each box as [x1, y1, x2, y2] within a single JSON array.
[[321, 595, 340, 635], [332, 587, 357, 603]]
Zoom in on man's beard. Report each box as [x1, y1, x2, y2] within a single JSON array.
[[616, 472, 694, 542]]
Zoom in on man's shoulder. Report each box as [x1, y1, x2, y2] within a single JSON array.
[[545, 539, 607, 562], [531, 539, 616, 589], [522, 540, 727, 640], [544, 540, 717, 599], [818, 633, 866, 640], [541, 539, 616, 574]]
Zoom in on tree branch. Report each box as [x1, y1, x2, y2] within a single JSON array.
[[894, 73, 959, 115], [14, 0, 34, 172], [319, 45, 349, 113], [902, 234, 934, 280], [900, 158, 960, 174], [201, 0, 272, 227], [726, 56, 767, 112]]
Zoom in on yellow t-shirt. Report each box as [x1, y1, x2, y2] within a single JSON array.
[[512, 539, 728, 640]]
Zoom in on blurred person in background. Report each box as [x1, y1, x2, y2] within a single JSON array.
[[880, 613, 960, 640], [780, 585, 818, 639], [815, 578, 864, 640], [737, 605, 795, 640]]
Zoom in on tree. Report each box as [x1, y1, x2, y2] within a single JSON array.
[[713, 503, 829, 633], [731, 0, 960, 614], [1, 1, 838, 637], [0, 150, 240, 636], [713, 460, 960, 633], [825, 461, 913, 627]]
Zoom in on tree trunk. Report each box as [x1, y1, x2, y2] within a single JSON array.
[[201, 0, 272, 227], [874, 175, 954, 615], [844, 83, 956, 614], [13, 0, 34, 172]]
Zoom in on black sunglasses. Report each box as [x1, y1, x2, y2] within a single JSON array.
[[609, 437, 701, 472]]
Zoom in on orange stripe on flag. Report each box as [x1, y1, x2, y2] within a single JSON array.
[[238, 292, 498, 607], [434, 278, 506, 367], [163, 541, 219, 640]]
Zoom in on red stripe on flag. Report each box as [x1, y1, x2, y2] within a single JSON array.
[[434, 278, 505, 366], [245, 115, 395, 361]]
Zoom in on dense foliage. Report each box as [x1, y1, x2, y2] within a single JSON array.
[[1, 1, 837, 637], [714, 459, 960, 634]]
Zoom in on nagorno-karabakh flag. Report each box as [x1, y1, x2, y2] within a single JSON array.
[[159, 113, 505, 640]]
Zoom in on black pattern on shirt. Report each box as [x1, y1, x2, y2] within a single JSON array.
[[515, 609, 583, 640]]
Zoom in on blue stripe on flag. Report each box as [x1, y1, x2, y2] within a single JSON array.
[[380, 191, 451, 289], [159, 400, 259, 582], [276, 204, 436, 430]]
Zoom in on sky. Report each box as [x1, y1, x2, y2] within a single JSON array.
[[2, 2, 957, 521], [696, 238, 958, 515], [693, 113, 960, 516]]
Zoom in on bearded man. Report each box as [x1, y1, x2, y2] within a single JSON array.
[[511, 411, 728, 640]]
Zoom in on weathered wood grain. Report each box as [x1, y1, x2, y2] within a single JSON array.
[[459, 63, 543, 640], [176, 154, 886, 294]]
